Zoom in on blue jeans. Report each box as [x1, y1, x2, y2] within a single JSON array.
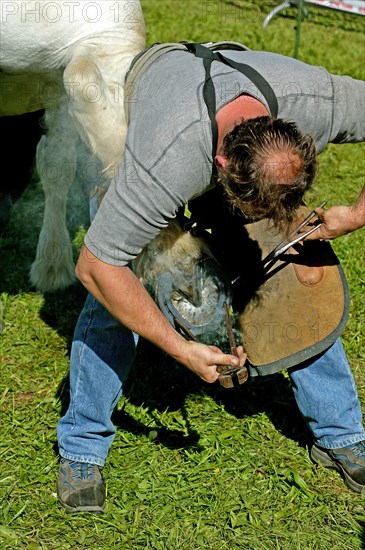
[[57, 295, 365, 466], [288, 338, 365, 449], [57, 294, 137, 466]]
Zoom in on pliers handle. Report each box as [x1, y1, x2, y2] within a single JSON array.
[[262, 200, 327, 265]]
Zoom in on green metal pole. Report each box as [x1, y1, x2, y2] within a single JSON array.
[[293, 0, 304, 59]]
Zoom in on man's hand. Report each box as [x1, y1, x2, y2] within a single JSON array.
[[176, 342, 247, 383], [301, 186, 365, 241], [302, 205, 361, 240]]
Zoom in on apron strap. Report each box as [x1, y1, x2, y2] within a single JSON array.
[[185, 43, 278, 184]]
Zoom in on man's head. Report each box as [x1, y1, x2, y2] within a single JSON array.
[[216, 116, 317, 226]]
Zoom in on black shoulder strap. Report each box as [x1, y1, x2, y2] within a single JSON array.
[[214, 51, 278, 118], [185, 43, 278, 183], [185, 44, 219, 178]]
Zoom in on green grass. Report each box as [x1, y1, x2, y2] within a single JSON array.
[[1, 1, 364, 548]]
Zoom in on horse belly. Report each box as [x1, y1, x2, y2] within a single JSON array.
[[0, 0, 133, 72]]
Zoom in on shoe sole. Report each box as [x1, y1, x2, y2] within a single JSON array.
[[58, 498, 106, 514], [311, 445, 364, 494]]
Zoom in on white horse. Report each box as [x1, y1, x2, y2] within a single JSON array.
[[0, 0, 146, 291]]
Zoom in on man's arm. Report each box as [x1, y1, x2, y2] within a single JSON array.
[[76, 244, 246, 382], [303, 185, 365, 240]]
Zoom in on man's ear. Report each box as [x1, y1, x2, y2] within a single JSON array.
[[215, 155, 229, 171]]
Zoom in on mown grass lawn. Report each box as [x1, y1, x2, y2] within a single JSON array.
[[0, 1, 364, 548]]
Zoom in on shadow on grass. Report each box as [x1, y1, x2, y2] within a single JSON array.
[[112, 340, 311, 451], [53, 336, 311, 453]]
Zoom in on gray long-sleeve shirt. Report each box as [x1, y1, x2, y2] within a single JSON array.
[[85, 49, 365, 266]]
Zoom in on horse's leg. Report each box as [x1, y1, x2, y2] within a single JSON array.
[[30, 98, 79, 292], [63, 54, 128, 178], [62, 11, 145, 176]]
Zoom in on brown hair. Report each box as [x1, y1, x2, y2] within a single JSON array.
[[218, 116, 317, 226]]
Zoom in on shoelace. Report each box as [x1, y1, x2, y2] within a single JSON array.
[[350, 441, 365, 460], [68, 460, 96, 480]]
